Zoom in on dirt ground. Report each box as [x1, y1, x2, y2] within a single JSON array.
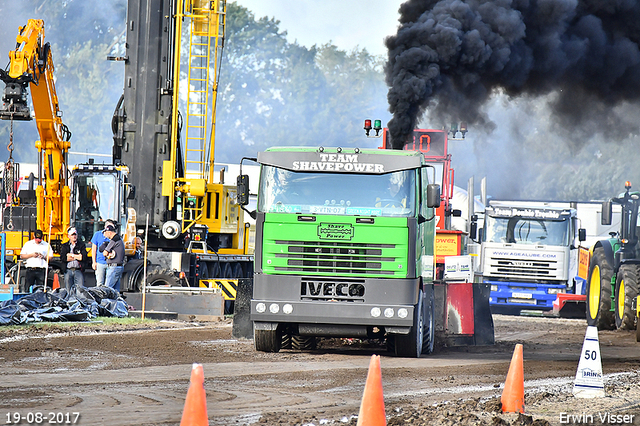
[[0, 315, 638, 426]]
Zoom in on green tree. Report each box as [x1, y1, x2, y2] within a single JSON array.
[[215, 2, 389, 163], [0, 0, 125, 165]]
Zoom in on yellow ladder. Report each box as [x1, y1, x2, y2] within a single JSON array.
[[179, 0, 226, 225]]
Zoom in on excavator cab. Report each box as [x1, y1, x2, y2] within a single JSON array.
[[70, 164, 128, 244]]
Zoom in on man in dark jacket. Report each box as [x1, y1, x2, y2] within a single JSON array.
[[99, 224, 125, 292], [59, 227, 88, 291]]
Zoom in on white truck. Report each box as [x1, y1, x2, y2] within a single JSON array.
[[480, 200, 620, 314]]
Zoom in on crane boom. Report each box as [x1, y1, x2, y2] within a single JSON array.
[[0, 19, 71, 249]]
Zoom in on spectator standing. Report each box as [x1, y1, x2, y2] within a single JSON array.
[[133, 236, 144, 259], [59, 227, 88, 291], [91, 219, 115, 286], [19, 229, 53, 292], [100, 224, 125, 292]]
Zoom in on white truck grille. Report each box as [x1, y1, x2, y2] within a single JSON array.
[[482, 246, 567, 282]]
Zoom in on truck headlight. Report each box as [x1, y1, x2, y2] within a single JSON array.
[[491, 285, 498, 292], [269, 303, 280, 313], [255, 303, 266, 313], [547, 288, 566, 294], [370, 307, 381, 318], [384, 308, 394, 318]]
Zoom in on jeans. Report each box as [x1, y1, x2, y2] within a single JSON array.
[[64, 269, 84, 291], [105, 265, 124, 293], [95, 263, 107, 287]]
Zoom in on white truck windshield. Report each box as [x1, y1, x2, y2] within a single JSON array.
[[484, 215, 570, 246], [258, 166, 416, 217]]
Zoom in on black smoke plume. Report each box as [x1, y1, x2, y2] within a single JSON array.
[[385, 0, 640, 148]]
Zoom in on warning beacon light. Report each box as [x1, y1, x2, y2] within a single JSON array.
[[364, 119, 372, 136], [364, 119, 383, 138], [449, 121, 469, 140], [625, 181, 632, 190], [460, 122, 468, 138], [449, 122, 458, 138]]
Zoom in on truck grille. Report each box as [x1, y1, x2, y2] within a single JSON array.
[[271, 240, 397, 275], [488, 257, 558, 280]]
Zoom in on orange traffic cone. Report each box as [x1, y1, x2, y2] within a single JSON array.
[[501, 343, 525, 413], [180, 363, 209, 426], [356, 354, 386, 426], [52, 274, 60, 290]]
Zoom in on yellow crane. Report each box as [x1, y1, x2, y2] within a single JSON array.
[[0, 19, 71, 254]]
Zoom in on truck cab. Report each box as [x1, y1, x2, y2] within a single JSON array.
[[247, 146, 440, 357], [481, 203, 585, 311]]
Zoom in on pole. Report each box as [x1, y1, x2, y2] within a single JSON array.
[[141, 214, 149, 319], [43, 210, 53, 292]]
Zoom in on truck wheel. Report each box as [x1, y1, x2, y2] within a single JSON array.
[[395, 290, 425, 358], [586, 248, 615, 329], [254, 325, 281, 353], [292, 335, 317, 351], [422, 290, 435, 355], [614, 264, 639, 330]]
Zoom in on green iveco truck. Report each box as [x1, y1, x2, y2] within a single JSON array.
[[237, 146, 441, 357]]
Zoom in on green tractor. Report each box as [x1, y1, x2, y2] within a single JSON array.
[[587, 182, 640, 338]]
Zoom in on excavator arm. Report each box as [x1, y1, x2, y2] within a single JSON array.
[[0, 19, 71, 248]]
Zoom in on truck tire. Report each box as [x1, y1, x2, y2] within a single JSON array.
[[422, 290, 435, 355], [395, 290, 425, 358], [614, 264, 639, 330], [254, 325, 281, 353], [586, 247, 615, 330]]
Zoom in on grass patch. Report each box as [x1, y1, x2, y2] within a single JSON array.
[[95, 316, 159, 326], [0, 316, 160, 331]]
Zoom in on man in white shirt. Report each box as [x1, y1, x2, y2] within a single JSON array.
[[20, 229, 53, 292]]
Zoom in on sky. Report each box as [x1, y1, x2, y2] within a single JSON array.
[[234, 0, 406, 57]]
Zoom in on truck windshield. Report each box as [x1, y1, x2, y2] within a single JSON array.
[[72, 173, 118, 242], [484, 215, 570, 246], [258, 165, 416, 217]]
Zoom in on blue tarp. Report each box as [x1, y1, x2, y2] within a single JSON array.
[[0, 286, 128, 325]]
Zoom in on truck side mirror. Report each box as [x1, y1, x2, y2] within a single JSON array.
[[578, 228, 586, 242], [426, 184, 441, 208], [601, 200, 612, 226], [237, 174, 250, 206]]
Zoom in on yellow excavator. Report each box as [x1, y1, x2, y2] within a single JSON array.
[[0, 19, 71, 265]]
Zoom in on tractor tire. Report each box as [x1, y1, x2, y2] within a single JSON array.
[[146, 267, 182, 287], [254, 324, 281, 353], [281, 325, 292, 350], [586, 247, 615, 330], [614, 264, 639, 330], [292, 335, 317, 351]]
